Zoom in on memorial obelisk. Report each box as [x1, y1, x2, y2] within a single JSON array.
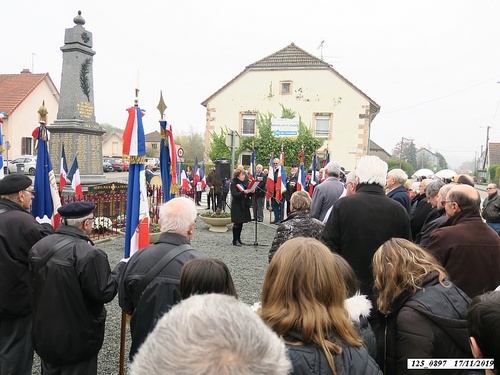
[[49, 11, 106, 185]]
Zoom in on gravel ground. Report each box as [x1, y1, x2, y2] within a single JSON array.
[[32, 205, 276, 374]]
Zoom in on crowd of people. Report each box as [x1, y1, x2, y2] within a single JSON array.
[[2, 154, 500, 375]]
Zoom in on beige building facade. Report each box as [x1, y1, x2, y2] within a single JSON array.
[[202, 43, 380, 170]]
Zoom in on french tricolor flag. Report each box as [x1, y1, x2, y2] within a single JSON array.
[[265, 155, 274, 199], [249, 148, 256, 179], [123, 105, 150, 258], [59, 144, 68, 192], [193, 156, 200, 187], [67, 155, 82, 200], [180, 166, 191, 190], [32, 123, 61, 229], [297, 165, 306, 191]]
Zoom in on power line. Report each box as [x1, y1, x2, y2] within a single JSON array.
[[379, 76, 500, 115]]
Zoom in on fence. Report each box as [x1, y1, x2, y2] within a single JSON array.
[[60, 184, 167, 241]]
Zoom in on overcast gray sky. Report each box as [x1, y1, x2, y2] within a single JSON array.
[[4, 0, 500, 168]]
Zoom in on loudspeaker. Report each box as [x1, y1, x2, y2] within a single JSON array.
[[215, 159, 231, 180]]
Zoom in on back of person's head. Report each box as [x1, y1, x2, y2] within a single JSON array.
[[356, 155, 387, 187], [130, 294, 291, 375], [332, 253, 360, 298], [447, 184, 481, 213], [159, 196, 197, 234], [387, 168, 408, 185], [425, 180, 445, 198], [467, 291, 500, 374], [290, 191, 311, 212], [345, 169, 357, 184], [454, 174, 475, 187], [325, 161, 341, 177], [373, 238, 448, 313], [260, 237, 361, 373], [180, 258, 238, 299]]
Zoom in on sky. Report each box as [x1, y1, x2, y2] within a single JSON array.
[[4, 1, 500, 169]]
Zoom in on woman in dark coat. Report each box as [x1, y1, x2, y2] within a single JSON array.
[[373, 238, 472, 375], [230, 168, 252, 246]]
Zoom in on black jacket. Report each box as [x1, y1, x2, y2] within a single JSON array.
[[322, 184, 412, 304], [230, 178, 252, 223], [255, 171, 267, 198], [377, 272, 472, 375], [0, 198, 53, 318], [119, 232, 208, 359], [269, 211, 324, 262], [411, 194, 432, 241], [482, 192, 500, 223], [29, 225, 122, 365], [285, 332, 382, 375]]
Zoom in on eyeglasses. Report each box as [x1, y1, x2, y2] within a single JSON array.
[[273, 163, 279, 165], [441, 200, 454, 206], [23, 189, 35, 196], [487, 187, 495, 190]]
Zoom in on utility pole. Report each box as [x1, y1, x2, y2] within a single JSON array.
[[482, 126, 490, 170]]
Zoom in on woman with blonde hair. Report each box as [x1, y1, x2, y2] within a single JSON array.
[[373, 238, 472, 374], [260, 237, 381, 375]]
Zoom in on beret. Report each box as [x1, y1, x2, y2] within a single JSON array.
[[0, 174, 33, 195], [291, 164, 298, 168], [58, 202, 96, 218]]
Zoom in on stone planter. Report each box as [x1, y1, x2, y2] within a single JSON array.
[[199, 215, 232, 232], [149, 232, 161, 244]]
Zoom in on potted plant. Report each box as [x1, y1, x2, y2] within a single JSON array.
[[149, 222, 161, 243], [199, 209, 232, 232]]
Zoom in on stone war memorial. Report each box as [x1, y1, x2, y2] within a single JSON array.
[[49, 11, 107, 185]]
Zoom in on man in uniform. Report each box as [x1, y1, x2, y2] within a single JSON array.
[[29, 202, 124, 374], [254, 164, 267, 222], [0, 174, 53, 375]]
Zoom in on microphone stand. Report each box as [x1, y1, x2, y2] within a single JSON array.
[[252, 184, 269, 248]]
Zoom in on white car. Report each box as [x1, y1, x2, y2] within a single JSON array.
[[7, 155, 37, 175]]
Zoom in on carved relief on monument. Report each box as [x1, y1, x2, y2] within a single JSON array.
[[79, 58, 92, 101]]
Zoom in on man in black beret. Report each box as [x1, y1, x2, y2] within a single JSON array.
[[29, 202, 125, 374], [0, 174, 54, 374]]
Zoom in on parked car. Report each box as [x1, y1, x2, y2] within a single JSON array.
[[103, 158, 124, 172], [103, 161, 114, 172], [7, 155, 37, 175], [121, 159, 129, 172]]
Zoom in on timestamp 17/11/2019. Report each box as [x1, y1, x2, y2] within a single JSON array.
[[408, 359, 494, 370]]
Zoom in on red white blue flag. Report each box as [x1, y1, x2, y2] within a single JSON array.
[[249, 148, 256, 179], [200, 161, 206, 190], [59, 144, 68, 192], [180, 164, 191, 190], [67, 155, 82, 199], [297, 165, 305, 192], [265, 154, 274, 199], [32, 124, 61, 228], [193, 156, 200, 187], [123, 105, 150, 258]]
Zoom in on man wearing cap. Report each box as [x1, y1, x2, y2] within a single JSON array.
[[29, 202, 124, 374], [0, 174, 53, 375], [285, 164, 299, 217]]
